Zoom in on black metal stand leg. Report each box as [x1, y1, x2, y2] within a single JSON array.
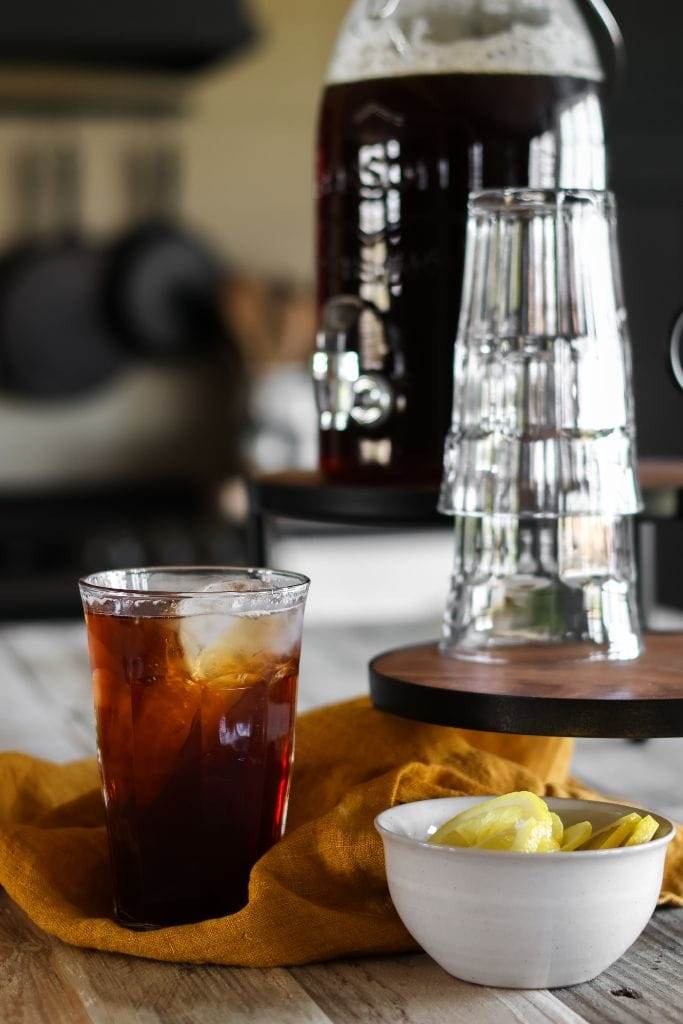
[[633, 520, 657, 745], [247, 509, 267, 566], [637, 519, 658, 630]]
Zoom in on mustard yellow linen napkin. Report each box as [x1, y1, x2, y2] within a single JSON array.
[[0, 698, 680, 966]]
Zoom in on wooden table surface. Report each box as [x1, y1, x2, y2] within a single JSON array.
[[2, 621, 682, 1024]]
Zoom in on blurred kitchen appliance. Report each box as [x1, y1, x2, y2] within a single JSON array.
[[0, 0, 254, 72], [0, 1, 256, 617], [0, 127, 244, 486], [314, 0, 619, 485], [0, 1, 257, 474]]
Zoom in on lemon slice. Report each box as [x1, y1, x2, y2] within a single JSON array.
[[475, 816, 553, 853], [581, 813, 642, 850], [511, 817, 553, 853], [430, 791, 549, 844], [429, 806, 522, 848], [550, 812, 564, 845], [624, 815, 659, 847], [455, 792, 549, 824], [427, 794, 655, 856], [475, 828, 517, 851], [561, 821, 592, 851]]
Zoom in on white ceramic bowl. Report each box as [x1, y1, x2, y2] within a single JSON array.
[[376, 796, 675, 989]]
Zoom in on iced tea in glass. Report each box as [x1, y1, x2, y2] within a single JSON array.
[[79, 567, 309, 929]]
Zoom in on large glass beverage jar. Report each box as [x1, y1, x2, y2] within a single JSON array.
[[314, 0, 610, 484]]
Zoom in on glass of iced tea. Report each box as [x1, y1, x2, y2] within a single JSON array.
[[79, 567, 309, 929]]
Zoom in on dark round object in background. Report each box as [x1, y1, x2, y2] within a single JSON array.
[[106, 221, 223, 360], [0, 241, 122, 399]]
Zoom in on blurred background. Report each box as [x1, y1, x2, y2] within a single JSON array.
[[0, 0, 337, 620], [0, 0, 680, 651]]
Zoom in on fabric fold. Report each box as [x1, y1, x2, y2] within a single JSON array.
[[0, 698, 680, 966]]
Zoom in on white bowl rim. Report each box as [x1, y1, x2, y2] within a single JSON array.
[[375, 795, 676, 861]]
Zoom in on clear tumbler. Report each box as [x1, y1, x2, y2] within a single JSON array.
[[80, 567, 309, 928], [439, 189, 642, 661]]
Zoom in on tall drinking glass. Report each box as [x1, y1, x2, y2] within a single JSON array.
[[439, 189, 642, 661], [79, 567, 309, 929]]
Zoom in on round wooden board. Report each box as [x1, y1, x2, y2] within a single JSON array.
[[248, 463, 683, 529], [249, 471, 442, 526], [369, 633, 683, 738]]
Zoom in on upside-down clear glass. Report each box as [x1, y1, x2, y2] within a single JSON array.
[[80, 567, 309, 929], [439, 189, 642, 661]]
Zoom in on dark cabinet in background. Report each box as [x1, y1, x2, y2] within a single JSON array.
[[607, 0, 683, 457]]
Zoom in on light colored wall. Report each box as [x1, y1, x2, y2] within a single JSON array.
[[183, 0, 349, 285], [0, 1, 345, 487]]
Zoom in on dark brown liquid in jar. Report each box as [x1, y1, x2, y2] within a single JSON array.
[[316, 71, 603, 484]]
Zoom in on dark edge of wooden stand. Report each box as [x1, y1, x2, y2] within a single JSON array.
[[248, 472, 444, 527], [248, 464, 683, 529], [369, 641, 683, 739]]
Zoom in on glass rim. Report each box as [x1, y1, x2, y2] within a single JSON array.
[[469, 188, 616, 215], [79, 566, 311, 601]]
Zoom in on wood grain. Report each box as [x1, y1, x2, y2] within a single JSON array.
[[555, 911, 683, 1024], [2, 873, 683, 1023], [292, 954, 587, 1024], [0, 894, 332, 1024], [638, 459, 683, 490], [257, 462, 683, 493], [570, 738, 683, 823], [52, 948, 332, 1024], [372, 636, 683, 701], [2, 621, 682, 1022], [0, 625, 93, 758], [0, 627, 92, 762], [370, 635, 683, 738], [0, 895, 90, 1024]]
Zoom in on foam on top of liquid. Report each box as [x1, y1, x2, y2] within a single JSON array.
[[326, 0, 603, 85]]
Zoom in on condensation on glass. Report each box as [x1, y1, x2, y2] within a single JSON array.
[[439, 189, 643, 662]]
